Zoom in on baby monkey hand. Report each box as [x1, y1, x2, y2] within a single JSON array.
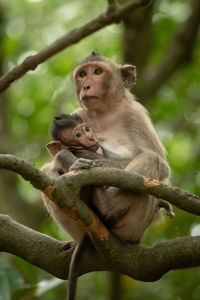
[[69, 158, 98, 171]]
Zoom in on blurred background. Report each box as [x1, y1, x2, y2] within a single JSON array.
[[0, 0, 200, 299]]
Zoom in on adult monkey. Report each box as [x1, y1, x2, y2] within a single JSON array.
[[71, 51, 170, 242], [42, 52, 170, 300], [43, 52, 170, 242]]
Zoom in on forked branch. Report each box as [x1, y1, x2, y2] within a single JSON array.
[[0, 153, 200, 229], [1, 154, 200, 280], [1, 214, 200, 281]]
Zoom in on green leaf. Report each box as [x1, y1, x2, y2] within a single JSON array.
[[0, 267, 24, 300]]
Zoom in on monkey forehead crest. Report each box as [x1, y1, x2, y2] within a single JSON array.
[[73, 57, 119, 79], [80, 52, 104, 64]]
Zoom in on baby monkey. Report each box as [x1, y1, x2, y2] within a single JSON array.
[[48, 113, 100, 158], [47, 113, 110, 300]]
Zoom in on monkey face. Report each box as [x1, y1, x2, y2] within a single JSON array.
[[60, 123, 99, 152], [74, 62, 112, 109]]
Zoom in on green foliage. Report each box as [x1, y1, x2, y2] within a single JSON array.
[[0, 0, 200, 299]]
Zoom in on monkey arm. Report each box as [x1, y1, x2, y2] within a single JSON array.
[[72, 148, 104, 160], [56, 149, 77, 168], [94, 157, 131, 169], [73, 148, 131, 170], [74, 148, 170, 180], [99, 151, 169, 180]]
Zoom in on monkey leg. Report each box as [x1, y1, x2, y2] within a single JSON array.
[[98, 152, 169, 242], [159, 199, 175, 219], [125, 151, 170, 180]]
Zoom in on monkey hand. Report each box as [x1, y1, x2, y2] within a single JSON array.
[[69, 158, 98, 171]]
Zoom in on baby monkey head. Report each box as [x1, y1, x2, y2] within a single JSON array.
[[47, 113, 99, 156]]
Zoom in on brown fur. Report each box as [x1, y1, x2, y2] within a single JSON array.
[[73, 53, 170, 242], [41, 53, 171, 243]]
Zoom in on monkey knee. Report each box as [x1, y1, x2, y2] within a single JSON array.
[[126, 152, 170, 180]]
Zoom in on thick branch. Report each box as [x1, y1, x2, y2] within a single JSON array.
[[1, 214, 200, 281], [0, 0, 152, 93], [0, 214, 104, 279], [0, 154, 52, 190], [0, 154, 110, 241], [0, 153, 200, 228], [71, 167, 200, 216], [137, 0, 200, 100], [1, 154, 200, 280]]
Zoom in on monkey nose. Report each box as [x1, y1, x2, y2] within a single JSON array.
[[83, 85, 90, 91], [89, 135, 96, 142]]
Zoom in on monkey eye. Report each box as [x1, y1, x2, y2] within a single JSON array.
[[79, 71, 87, 78], [85, 127, 90, 132], [94, 68, 102, 75], [76, 131, 82, 138]]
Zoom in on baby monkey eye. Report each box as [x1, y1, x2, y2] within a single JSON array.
[[76, 131, 82, 138], [85, 127, 90, 132], [94, 68, 102, 75], [79, 71, 87, 78]]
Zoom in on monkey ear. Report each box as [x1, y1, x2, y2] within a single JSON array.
[[46, 141, 63, 156], [120, 65, 136, 89]]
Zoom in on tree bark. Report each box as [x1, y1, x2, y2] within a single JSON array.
[[1, 214, 200, 281]]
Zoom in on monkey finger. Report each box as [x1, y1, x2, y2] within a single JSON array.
[[77, 158, 95, 167], [69, 158, 96, 171]]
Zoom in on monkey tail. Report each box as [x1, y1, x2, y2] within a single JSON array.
[[66, 236, 88, 300]]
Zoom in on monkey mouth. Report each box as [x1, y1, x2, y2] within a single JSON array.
[[82, 96, 99, 101], [88, 142, 99, 151]]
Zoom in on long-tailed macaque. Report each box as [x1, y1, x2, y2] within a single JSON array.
[[42, 52, 171, 242], [74, 52, 171, 240], [46, 113, 112, 219]]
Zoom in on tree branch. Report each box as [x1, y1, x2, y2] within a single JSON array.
[[1, 154, 200, 280], [0, 152, 200, 260], [137, 0, 200, 100], [0, 154, 52, 190], [0, 154, 111, 242], [1, 214, 200, 281], [0, 153, 200, 230], [0, 0, 152, 93]]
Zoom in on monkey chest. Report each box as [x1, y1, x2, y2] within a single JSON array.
[[99, 137, 132, 158]]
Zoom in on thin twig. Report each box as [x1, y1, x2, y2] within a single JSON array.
[[0, 0, 151, 93]]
